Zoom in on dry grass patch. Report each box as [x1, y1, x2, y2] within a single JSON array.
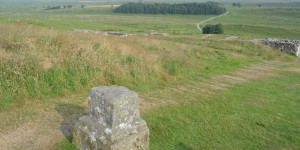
[[289, 68, 300, 74], [0, 94, 87, 150]]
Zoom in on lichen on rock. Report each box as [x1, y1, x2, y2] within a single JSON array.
[[73, 86, 149, 150]]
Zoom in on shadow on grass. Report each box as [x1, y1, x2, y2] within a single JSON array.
[[55, 103, 87, 141], [176, 142, 193, 150]]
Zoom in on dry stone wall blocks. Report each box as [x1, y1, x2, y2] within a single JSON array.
[[262, 38, 300, 57]]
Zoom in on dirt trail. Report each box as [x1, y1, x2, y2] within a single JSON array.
[[0, 59, 299, 149], [196, 11, 229, 33]]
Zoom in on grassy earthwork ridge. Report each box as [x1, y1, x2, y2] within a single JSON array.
[[0, 23, 294, 109]]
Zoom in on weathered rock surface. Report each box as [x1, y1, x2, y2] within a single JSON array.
[[261, 38, 300, 57], [73, 86, 149, 150]]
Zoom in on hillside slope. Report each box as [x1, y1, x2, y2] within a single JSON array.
[[0, 23, 298, 149]]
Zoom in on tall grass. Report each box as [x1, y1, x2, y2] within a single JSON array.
[[0, 23, 294, 108]]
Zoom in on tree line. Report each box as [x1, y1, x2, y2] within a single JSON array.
[[232, 2, 241, 7], [113, 2, 227, 15], [45, 5, 73, 10]]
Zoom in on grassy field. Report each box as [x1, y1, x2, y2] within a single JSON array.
[[1, 3, 300, 38], [0, 8, 213, 35], [0, 1, 300, 149], [211, 6, 300, 39], [145, 67, 300, 149]]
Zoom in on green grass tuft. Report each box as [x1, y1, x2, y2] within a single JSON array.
[[55, 140, 78, 150]]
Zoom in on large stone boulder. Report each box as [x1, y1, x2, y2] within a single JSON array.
[[262, 38, 300, 57], [73, 86, 149, 150]]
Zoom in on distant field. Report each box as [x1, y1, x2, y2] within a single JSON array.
[[84, 5, 120, 8], [0, 8, 213, 35], [210, 6, 300, 39], [1, 2, 300, 38]]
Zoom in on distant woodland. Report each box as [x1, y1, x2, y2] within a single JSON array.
[[113, 2, 227, 15], [45, 5, 73, 10]]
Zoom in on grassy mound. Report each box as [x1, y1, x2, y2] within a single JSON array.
[[0, 23, 294, 109]]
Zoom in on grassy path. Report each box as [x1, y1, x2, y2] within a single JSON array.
[[196, 11, 229, 33], [145, 59, 300, 149], [140, 60, 297, 110], [0, 59, 299, 149]]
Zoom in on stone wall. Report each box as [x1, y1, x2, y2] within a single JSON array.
[[73, 86, 149, 150], [261, 38, 300, 57], [74, 29, 169, 37]]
